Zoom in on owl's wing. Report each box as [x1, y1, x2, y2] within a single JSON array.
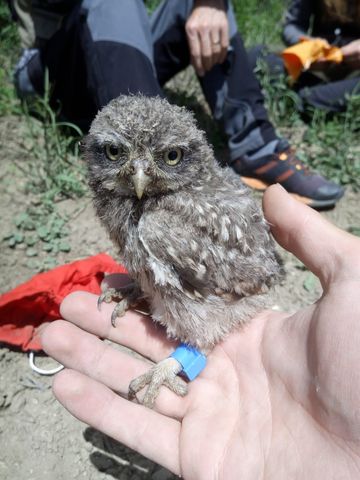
[[138, 201, 280, 300]]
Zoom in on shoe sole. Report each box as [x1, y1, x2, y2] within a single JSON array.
[[240, 176, 343, 209]]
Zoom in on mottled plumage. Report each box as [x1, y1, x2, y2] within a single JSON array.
[[85, 95, 282, 406]]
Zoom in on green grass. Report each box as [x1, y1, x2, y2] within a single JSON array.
[[0, 3, 21, 115], [233, 0, 285, 47], [0, 4, 86, 269], [302, 98, 360, 188], [256, 59, 360, 190], [21, 72, 85, 199], [2, 73, 86, 270]]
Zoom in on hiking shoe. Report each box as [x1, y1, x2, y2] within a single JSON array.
[[231, 140, 344, 209]]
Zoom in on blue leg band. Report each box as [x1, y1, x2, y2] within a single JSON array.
[[170, 343, 207, 381]]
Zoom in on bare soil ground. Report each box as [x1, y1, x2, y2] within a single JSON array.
[[1, 112, 359, 480]]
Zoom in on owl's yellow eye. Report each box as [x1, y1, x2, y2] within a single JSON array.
[[164, 148, 182, 166], [105, 144, 121, 161]]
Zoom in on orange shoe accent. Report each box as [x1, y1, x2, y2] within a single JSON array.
[[240, 176, 269, 190], [241, 176, 313, 206], [276, 169, 294, 183], [254, 159, 278, 174], [289, 193, 313, 205]]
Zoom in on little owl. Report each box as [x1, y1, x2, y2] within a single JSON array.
[[84, 95, 282, 408]]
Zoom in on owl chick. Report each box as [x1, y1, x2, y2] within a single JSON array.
[[85, 95, 282, 408]]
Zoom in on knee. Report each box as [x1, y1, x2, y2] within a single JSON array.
[[82, 0, 148, 32]]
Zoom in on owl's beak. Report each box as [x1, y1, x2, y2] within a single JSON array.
[[131, 168, 151, 199]]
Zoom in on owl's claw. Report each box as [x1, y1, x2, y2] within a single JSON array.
[[97, 285, 143, 327], [97, 287, 123, 310], [110, 298, 130, 327], [128, 357, 188, 408]]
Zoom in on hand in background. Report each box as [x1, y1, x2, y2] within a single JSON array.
[[341, 39, 360, 70], [185, 0, 229, 76], [42, 184, 360, 479], [307, 37, 333, 72]]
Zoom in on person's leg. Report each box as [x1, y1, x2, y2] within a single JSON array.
[[151, 1, 279, 161], [200, 31, 280, 163], [20, 0, 163, 129], [298, 76, 360, 112], [150, 0, 193, 85], [151, 0, 343, 208], [196, 11, 343, 207]]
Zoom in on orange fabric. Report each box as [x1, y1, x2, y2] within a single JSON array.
[[282, 39, 343, 80], [0, 254, 127, 352]]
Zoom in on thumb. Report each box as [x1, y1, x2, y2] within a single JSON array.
[[262, 184, 357, 286]]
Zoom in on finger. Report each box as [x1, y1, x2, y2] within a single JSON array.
[[53, 368, 181, 475], [211, 42, 222, 65], [187, 28, 204, 76], [210, 29, 222, 65], [340, 45, 352, 56], [263, 184, 359, 286], [42, 320, 188, 419], [101, 273, 150, 313], [60, 291, 177, 362], [219, 20, 229, 63], [199, 29, 214, 72]]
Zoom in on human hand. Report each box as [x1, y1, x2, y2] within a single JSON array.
[[341, 39, 360, 69], [307, 37, 333, 72], [42, 184, 360, 479], [185, 0, 229, 76]]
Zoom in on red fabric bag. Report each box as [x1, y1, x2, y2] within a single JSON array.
[[0, 254, 126, 352]]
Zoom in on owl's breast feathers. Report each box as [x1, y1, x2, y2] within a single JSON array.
[[120, 182, 281, 303]]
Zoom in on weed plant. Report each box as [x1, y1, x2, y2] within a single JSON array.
[[21, 71, 85, 200], [0, 3, 21, 115], [232, 0, 285, 47], [303, 97, 360, 189], [256, 59, 360, 190], [2, 71, 86, 270]]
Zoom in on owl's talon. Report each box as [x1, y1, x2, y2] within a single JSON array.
[[97, 295, 104, 311], [128, 357, 187, 408], [164, 377, 188, 396], [110, 298, 130, 327], [97, 287, 123, 311], [111, 310, 117, 328]]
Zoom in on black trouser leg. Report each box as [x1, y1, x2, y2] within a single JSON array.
[[40, 0, 162, 128], [298, 76, 360, 112]]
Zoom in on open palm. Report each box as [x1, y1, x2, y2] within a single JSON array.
[[42, 185, 360, 479]]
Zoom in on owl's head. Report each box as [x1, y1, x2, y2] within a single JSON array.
[[85, 95, 215, 199]]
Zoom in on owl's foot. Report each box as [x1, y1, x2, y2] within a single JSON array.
[[128, 357, 188, 408], [97, 287, 123, 308], [97, 284, 142, 327], [110, 297, 131, 327]]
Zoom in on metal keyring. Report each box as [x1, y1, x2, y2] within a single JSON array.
[[29, 351, 64, 375]]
